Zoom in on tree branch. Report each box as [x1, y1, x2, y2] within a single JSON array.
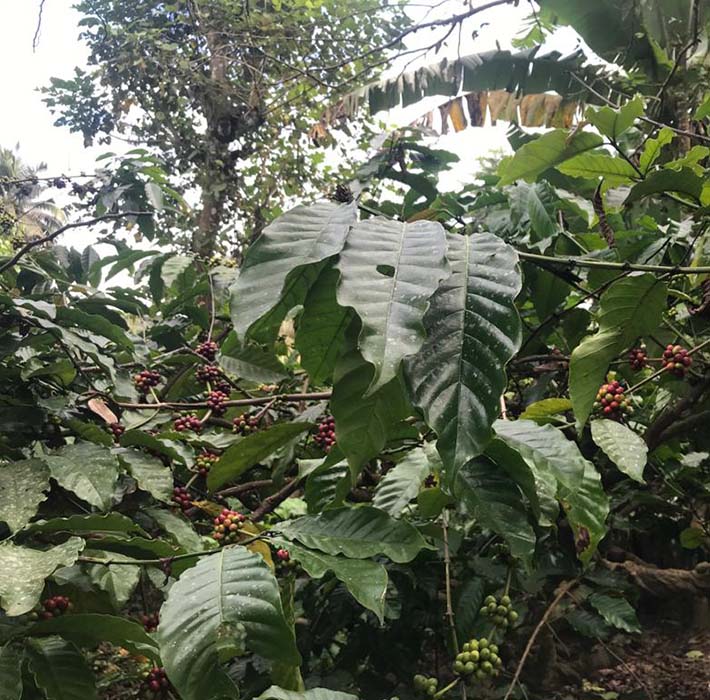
[[0, 212, 151, 274]]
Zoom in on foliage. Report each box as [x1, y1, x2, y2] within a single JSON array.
[[2, 2, 710, 699]]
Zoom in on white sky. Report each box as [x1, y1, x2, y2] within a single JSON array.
[[0, 1, 582, 244]]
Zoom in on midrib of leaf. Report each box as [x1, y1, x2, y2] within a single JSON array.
[[455, 237, 471, 430]]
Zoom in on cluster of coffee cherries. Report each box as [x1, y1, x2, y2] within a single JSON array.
[[133, 369, 161, 393], [173, 413, 202, 433], [628, 346, 648, 371], [206, 389, 229, 415], [212, 508, 246, 544], [142, 667, 171, 698], [140, 612, 159, 632], [663, 344, 692, 377], [195, 363, 222, 384], [109, 422, 125, 441], [412, 675, 438, 697], [480, 594, 518, 628], [233, 413, 259, 435], [593, 379, 633, 422], [171, 486, 192, 511], [275, 547, 297, 572], [195, 451, 219, 477], [314, 416, 336, 451], [196, 339, 218, 361], [453, 638, 502, 682], [30, 595, 73, 620]]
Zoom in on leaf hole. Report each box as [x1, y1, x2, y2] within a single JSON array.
[[376, 265, 395, 278]]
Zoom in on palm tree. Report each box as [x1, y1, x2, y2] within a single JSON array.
[[0, 146, 65, 249]]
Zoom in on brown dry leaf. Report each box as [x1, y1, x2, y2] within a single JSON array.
[[87, 397, 118, 425], [449, 97, 468, 132]]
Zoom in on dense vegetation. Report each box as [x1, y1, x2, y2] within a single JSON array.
[[1, 1, 710, 699]]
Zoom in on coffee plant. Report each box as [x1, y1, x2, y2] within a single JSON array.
[[2, 2, 710, 699]]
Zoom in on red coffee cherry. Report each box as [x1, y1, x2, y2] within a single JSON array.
[[211, 509, 246, 545], [143, 667, 171, 697], [173, 413, 202, 433], [140, 612, 159, 632], [195, 451, 219, 477], [628, 346, 648, 371], [196, 340, 218, 361], [662, 344, 692, 378], [206, 390, 229, 416], [314, 416, 336, 451], [171, 486, 192, 511], [195, 363, 222, 384], [593, 379, 632, 422], [109, 422, 125, 440], [233, 414, 259, 435], [133, 369, 161, 393]]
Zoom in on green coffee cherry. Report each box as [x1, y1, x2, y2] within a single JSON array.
[[480, 594, 516, 627], [454, 638, 503, 684]]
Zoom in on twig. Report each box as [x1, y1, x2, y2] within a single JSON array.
[[32, 0, 46, 51], [250, 479, 301, 522], [216, 479, 273, 498], [502, 579, 577, 700], [442, 510, 459, 653], [112, 390, 332, 410], [0, 212, 150, 274]]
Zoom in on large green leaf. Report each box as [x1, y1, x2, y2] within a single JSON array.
[[207, 423, 313, 491], [590, 419, 647, 483], [276, 507, 429, 563], [569, 274, 666, 425], [295, 267, 352, 385], [453, 459, 536, 567], [119, 430, 188, 464], [24, 513, 148, 538], [559, 461, 609, 564], [86, 551, 140, 607], [585, 97, 643, 140], [336, 216, 447, 393], [588, 593, 640, 633], [0, 538, 84, 615], [556, 154, 637, 183], [44, 443, 120, 510], [30, 614, 159, 660], [26, 637, 98, 700], [498, 130, 603, 185], [405, 233, 522, 478], [285, 542, 388, 623], [0, 644, 22, 700], [639, 127, 674, 173], [625, 167, 706, 204], [455, 577, 486, 644], [330, 343, 411, 477], [372, 447, 429, 517], [118, 449, 173, 501], [158, 546, 299, 700], [519, 398, 573, 423], [0, 459, 50, 532], [230, 201, 357, 340], [304, 453, 350, 513], [218, 341, 288, 384], [146, 507, 215, 552], [258, 688, 357, 700]]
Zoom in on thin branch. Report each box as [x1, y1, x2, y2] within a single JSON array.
[[112, 390, 332, 411], [0, 212, 151, 274], [33, 0, 46, 51], [250, 479, 301, 522], [442, 509, 459, 653], [502, 579, 577, 700]]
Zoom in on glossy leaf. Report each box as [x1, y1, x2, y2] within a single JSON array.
[[30, 614, 159, 660], [336, 216, 448, 393], [24, 513, 148, 538], [26, 637, 98, 700], [556, 154, 637, 183], [585, 96, 643, 139], [455, 577, 486, 643], [231, 201, 357, 340], [304, 454, 350, 513], [453, 458, 536, 567], [330, 343, 411, 477], [276, 507, 429, 563], [0, 644, 22, 700], [639, 127, 674, 172], [625, 167, 705, 204], [589, 594, 640, 633], [0, 459, 50, 532], [569, 274, 666, 426], [519, 398, 572, 422], [118, 449, 173, 501], [44, 443, 120, 510], [590, 419, 647, 482], [285, 542, 387, 623], [158, 546, 299, 700], [405, 233, 522, 478], [295, 266, 352, 385], [258, 688, 357, 700], [207, 423, 313, 490], [0, 538, 84, 615], [372, 447, 429, 517], [498, 130, 603, 185]]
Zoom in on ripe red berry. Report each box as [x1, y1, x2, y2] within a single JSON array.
[[173, 413, 202, 433], [628, 346, 648, 371], [662, 344, 692, 377], [314, 416, 336, 451], [141, 612, 159, 632], [206, 389, 229, 416], [276, 548, 290, 562], [196, 340, 218, 361], [593, 379, 633, 422], [108, 422, 125, 440], [195, 363, 222, 384], [36, 595, 72, 619], [133, 369, 161, 393], [172, 486, 192, 511], [143, 667, 171, 697]]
